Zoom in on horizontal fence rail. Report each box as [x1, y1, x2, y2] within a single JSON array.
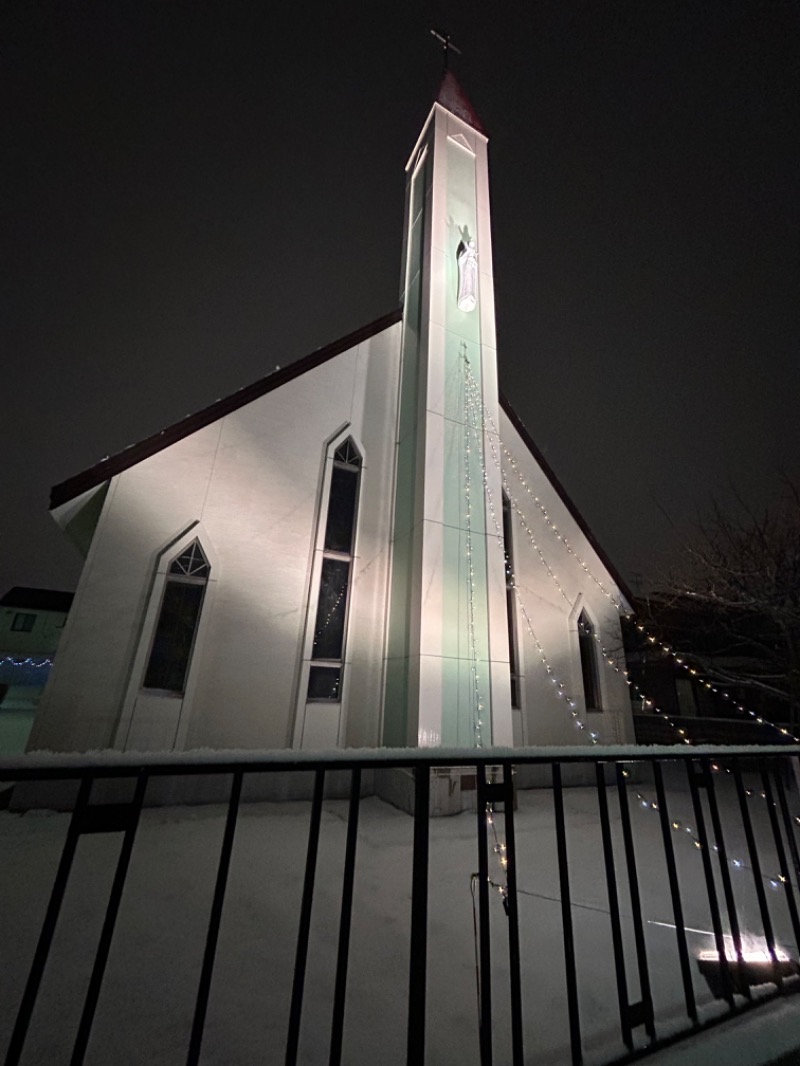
[[1, 746, 799, 1066]]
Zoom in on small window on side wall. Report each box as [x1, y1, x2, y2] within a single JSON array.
[[143, 540, 209, 695], [578, 610, 601, 712]]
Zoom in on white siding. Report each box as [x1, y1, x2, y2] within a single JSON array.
[[31, 323, 402, 753], [499, 410, 634, 748]]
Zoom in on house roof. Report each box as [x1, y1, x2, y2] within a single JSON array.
[[0, 587, 74, 613], [49, 307, 632, 608]]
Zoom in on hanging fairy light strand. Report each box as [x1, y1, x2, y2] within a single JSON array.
[[461, 360, 800, 752], [462, 359, 598, 744], [577, 618, 693, 745], [314, 583, 347, 643], [462, 368, 574, 611], [461, 363, 623, 609], [584, 620, 797, 888], [500, 441, 622, 608], [0, 656, 52, 669], [461, 360, 798, 890], [631, 624, 800, 745], [461, 349, 486, 747]]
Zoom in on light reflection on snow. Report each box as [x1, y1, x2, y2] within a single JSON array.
[[649, 921, 792, 963]]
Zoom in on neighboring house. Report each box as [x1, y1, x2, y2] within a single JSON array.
[[0, 587, 73, 752], [623, 599, 795, 746], [29, 73, 635, 783]]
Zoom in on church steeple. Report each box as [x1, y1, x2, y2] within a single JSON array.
[[383, 74, 513, 749]]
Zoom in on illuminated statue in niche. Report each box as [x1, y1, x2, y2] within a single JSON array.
[[456, 237, 477, 312]]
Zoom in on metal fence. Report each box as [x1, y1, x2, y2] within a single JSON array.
[[2, 747, 799, 1066]]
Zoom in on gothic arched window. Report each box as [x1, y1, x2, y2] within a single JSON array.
[[143, 540, 209, 694], [307, 439, 362, 701], [578, 609, 601, 712]]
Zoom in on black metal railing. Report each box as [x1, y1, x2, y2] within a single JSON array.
[[1, 746, 799, 1066]]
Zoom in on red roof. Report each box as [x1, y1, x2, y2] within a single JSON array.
[[436, 70, 488, 136]]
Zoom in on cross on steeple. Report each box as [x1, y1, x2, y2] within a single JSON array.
[[430, 28, 462, 71]]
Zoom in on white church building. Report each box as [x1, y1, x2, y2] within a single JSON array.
[[29, 73, 635, 760]]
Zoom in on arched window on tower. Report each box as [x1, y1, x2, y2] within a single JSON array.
[[578, 609, 601, 712], [307, 438, 362, 701], [143, 540, 209, 694]]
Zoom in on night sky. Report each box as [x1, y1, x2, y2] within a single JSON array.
[[5, 1, 798, 598]]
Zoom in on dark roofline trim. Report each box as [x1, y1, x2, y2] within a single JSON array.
[[499, 395, 634, 609], [48, 304, 630, 609], [50, 308, 403, 510], [0, 587, 75, 612]]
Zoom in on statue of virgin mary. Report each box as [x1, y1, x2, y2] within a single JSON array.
[[456, 239, 477, 312]]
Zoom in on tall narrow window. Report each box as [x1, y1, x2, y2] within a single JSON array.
[[502, 493, 521, 708], [307, 439, 361, 701], [144, 540, 209, 694], [578, 609, 601, 712]]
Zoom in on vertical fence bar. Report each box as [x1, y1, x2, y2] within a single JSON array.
[[71, 772, 149, 1065], [732, 767, 779, 971], [553, 762, 582, 1066], [186, 770, 243, 1066], [502, 763, 524, 1066], [652, 762, 697, 1024], [5, 775, 92, 1066], [10, 749, 800, 1066], [703, 760, 746, 985], [406, 764, 430, 1066], [686, 759, 734, 1007], [286, 769, 325, 1066], [762, 770, 800, 954], [615, 764, 656, 1044], [595, 762, 632, 1051], [476, 764, 493, 1066], [774, 768, 800, 887], [329, 767, 361, 1066]]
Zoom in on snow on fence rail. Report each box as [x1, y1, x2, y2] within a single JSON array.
[[1, 747, 800, 1066]]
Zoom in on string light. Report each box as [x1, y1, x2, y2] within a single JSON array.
[[584, 620, 798, 885], [0, 656, 52, 669], [461, 346, 486, 748], [462, 361, 798, 757], [314, 584, 346, 643], [456, 362, 800, 895], [630, 623, 800, 745], [462, 361, 597, 743], [461, 362, 623, 609]]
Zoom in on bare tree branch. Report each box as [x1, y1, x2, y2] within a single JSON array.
[[646, 480, 800, 728]]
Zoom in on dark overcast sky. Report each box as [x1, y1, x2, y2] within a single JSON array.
[[4, 0, 799, 597]]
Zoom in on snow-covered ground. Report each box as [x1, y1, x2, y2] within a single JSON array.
[[2, 767, 798, 1065]]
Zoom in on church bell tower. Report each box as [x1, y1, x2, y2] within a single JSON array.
[[383, 71, 514, 748]]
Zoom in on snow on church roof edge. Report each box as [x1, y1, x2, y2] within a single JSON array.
[[49, 308, 403, 511], [49, 305, 633, 605]]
